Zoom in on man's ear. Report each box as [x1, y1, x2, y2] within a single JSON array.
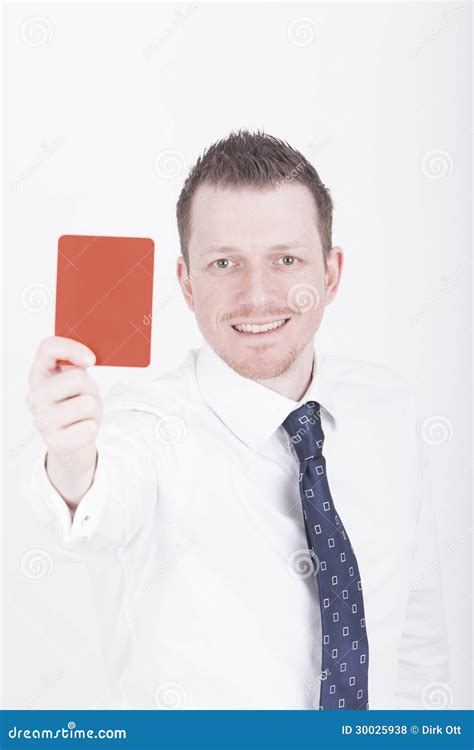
[[176, 256, 195, 312], [325, 246, 344, 306]]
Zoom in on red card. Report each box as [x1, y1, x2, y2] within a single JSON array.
[[55, 234, 154, 367]]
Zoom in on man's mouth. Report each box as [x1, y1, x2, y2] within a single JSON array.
[[231, 318, 290, 335]]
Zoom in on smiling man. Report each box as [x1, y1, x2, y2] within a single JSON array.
[[176, 176, 335, 393], [26, 129, 449, 710]]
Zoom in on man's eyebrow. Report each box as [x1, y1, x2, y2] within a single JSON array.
[[202, 242, 307, 256]]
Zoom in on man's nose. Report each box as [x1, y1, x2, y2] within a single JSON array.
[[236, 265, 279, 308]]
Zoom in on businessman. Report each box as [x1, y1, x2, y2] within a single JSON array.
[[26, 129, 449, 710]]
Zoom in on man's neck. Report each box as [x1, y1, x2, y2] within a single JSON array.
[[255, 341, 315, 401]]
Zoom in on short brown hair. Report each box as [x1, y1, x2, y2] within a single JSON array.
[[176, 128, 333, 270]]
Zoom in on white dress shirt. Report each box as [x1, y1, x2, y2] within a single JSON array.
[[26, 339, 449, 709]]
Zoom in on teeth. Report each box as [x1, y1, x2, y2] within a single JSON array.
[[233, 319, 287, 334]]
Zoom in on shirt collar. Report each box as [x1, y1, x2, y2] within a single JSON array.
[[195, 338, 338, 452]]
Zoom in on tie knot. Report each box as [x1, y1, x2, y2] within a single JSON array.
[[282, 400, 325, 463]]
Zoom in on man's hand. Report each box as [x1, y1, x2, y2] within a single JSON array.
[[26, 336, 102, 510]]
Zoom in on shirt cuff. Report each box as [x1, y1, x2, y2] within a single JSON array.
[[27, 447, 107, 544]]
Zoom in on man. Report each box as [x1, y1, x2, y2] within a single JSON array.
[[26, 129, 449, 710]]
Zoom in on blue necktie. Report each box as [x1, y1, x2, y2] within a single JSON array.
[[282, 401, 369, 710]]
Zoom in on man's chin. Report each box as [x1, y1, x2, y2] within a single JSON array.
[[218, 347, 299, 381]]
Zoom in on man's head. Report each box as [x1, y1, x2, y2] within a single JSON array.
[[176, 129, 343, 380]]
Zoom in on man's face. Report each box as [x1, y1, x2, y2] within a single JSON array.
[[177, 182, 342, 380]]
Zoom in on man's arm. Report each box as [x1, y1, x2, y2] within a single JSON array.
[[25, 337, 158, 556], [26, 336, 102, 503], [25, 409, 159, 557], [394, 416, 451, 709]]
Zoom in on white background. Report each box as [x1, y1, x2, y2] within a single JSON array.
[[2, 1, 471, 708]]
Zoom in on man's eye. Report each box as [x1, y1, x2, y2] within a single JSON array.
[[278, 255, 299, 266], [212, 258, 235, 269]]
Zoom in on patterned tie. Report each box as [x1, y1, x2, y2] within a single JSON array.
[[282, 400, 369, 710]]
